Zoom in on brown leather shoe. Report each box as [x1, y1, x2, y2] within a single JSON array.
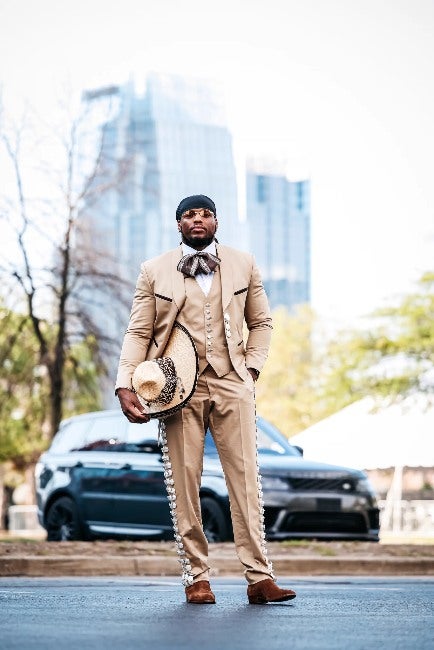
[[247, 578, 296, 604], [185, 580, 216, 604]]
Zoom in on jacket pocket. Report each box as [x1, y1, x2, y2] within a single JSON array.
[[155, 293, 172, 302], [234, 287, 248, 296]]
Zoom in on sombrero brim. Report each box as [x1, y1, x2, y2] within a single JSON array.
[[133, 322, 198, 419]]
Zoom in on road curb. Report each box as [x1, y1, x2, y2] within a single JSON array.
[[1, 555, 433, 577]]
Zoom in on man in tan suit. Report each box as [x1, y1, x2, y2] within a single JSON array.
[[116, 195, 296, 605]]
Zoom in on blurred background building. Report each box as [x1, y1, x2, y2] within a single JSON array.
[[84, 73, 243, 279], [246, 159, 310, 310]]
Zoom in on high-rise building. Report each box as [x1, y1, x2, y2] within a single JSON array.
[[82, 74, 244, 402], [246, 167, 310, 311], [85, 73, 243, 281]]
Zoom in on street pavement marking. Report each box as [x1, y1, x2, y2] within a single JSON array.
[[0, 591, 35, 595]]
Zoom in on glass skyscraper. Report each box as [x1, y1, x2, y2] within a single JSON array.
[[85, 73, 242, 283], [246, 169, 311, 311], [82, 74, 243, 402]]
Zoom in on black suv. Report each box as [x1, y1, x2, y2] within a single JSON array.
[[35, 410, 380, 542]]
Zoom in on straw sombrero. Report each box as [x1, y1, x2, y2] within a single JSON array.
[[132, 322, 199, 419]]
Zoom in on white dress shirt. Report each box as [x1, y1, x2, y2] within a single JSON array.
[[181, 241, 217, 297]]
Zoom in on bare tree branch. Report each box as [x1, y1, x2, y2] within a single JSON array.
[[1, 91, 130, 436]]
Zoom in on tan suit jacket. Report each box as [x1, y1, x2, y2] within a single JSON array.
[[115, 244, 272, 390]]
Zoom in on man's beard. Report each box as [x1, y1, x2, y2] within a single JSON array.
[[181, 233, 215, 249]]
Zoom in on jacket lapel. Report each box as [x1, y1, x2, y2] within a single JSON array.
[[171, 246, 186, 311], [217, 245, 233, 310]]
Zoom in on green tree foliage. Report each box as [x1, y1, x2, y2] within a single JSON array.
[[0, 303, 102, 466], [256, 305, 324, 438], [256, 273, 434, 440], [62, 334, 103, 419], [321, 272, 434, 411], [0, 306, 48, 466]]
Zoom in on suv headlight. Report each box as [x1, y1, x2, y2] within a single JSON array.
[[35, 463, 53, 489], [261, 476, 289, 491], [34, 462, 44, 480]]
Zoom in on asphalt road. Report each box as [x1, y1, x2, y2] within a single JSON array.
[[1, 577, 433, 650]]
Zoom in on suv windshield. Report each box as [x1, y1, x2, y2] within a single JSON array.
[[257, 417, 301, 456], [204, 417, 301, 457]]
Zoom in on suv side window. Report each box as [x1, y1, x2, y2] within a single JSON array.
[[49, 419, 92, 453], [127, 420, 159, 445], [77, 415, 128, 451]]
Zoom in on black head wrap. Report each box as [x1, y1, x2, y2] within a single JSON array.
[[176, 195, 216, 221]]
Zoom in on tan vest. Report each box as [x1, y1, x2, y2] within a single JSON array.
[[177, 269, 233, 377]]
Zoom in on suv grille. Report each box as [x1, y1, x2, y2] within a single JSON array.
[[288, 477, 356, 493], [368, 509, 380, 529], [282, 512, 367, 534]]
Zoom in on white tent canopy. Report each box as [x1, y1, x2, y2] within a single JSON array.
[[290, 396, 434, 470]]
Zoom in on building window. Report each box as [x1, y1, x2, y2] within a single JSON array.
[[257, 175, 267, 203], [296, 182, 304, 210]]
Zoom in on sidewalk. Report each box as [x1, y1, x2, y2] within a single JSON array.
[[1, 539, 433, 577]]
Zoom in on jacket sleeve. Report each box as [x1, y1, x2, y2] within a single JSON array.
[[115, 263, 156, 390], [244, 258, 273, 372]]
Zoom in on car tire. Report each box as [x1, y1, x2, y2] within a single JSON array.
[[45, 496, 83, 541], [200, 496, 230, 543]]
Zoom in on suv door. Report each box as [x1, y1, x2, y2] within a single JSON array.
[[108, 422, 171, 536], [71, 414, 130, 528]]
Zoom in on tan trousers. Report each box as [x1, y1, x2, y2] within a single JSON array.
[[162, 367, 274, 586]]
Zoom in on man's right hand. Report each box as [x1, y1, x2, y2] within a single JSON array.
[[117, 388, 150, 423]]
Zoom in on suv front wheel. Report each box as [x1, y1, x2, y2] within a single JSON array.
[[45, 496, 83, 541], [200, 496, 230, 543]]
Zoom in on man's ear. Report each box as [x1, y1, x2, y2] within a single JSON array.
[[214, 218, 218, 231]]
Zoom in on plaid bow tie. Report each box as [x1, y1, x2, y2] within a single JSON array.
[[177, 251, 221, 277]]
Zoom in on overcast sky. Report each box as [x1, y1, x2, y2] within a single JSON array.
[[1, 0, 433, 327]]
